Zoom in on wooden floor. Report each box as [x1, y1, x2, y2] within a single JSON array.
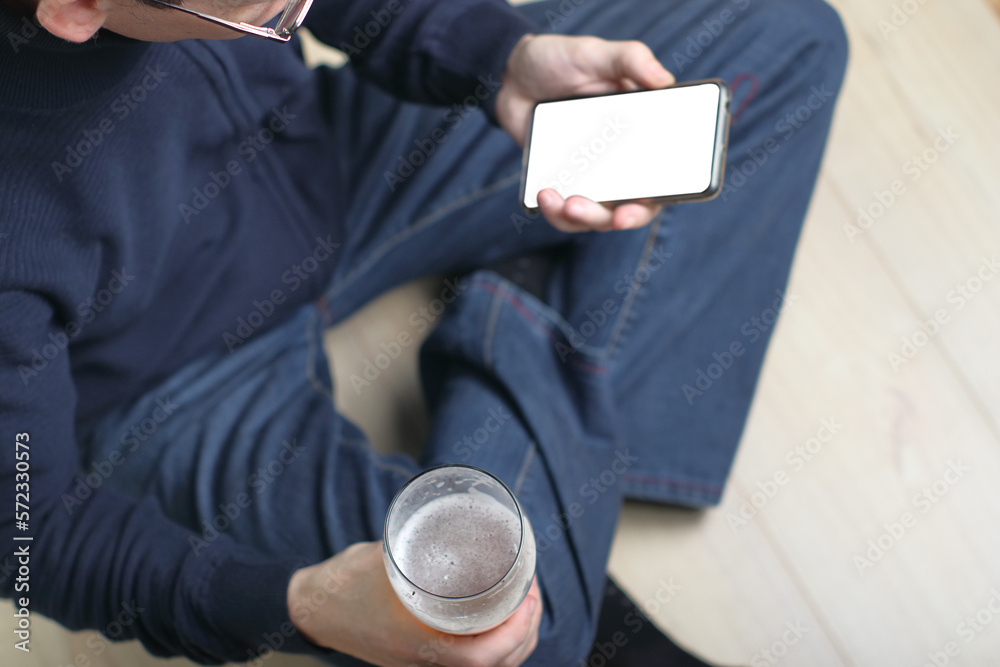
[[5, 0, 999, 665]]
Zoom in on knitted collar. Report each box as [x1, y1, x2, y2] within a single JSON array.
[[0, 2, 153, 112]]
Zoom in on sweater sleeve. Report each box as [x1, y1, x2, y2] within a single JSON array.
[[302, 0, 542, 123], [0, 290, 332, 664]]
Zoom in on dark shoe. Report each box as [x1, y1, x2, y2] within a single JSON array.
[[586, 577, 735, 667]]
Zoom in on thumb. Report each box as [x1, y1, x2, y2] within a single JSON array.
[[607, 40, 675, 90]]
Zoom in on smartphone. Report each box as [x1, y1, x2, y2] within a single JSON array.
[[519, 79, 730, 212]]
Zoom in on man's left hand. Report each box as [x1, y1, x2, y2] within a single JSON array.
[[495, 34, 675, 233]]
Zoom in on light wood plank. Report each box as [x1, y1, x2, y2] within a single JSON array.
[[739, 184, 1000, 666], [823, 0, 1000, 435]]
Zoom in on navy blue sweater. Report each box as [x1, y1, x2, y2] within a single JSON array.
[[0, 0, 535, 661]]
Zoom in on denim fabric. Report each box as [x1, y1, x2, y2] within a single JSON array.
[[81, 0, 848, 663]]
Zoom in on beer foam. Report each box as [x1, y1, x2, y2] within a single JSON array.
[[392, 492, 521, 598]]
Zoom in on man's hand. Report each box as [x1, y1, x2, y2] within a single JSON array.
[[287, 541, 543, 667], [496, 34, 675, 233]]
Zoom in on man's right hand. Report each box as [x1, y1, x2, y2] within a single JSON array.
[[287, 541, 543, 667]]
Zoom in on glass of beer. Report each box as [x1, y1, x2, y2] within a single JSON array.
[[382, 464, 537, 635]]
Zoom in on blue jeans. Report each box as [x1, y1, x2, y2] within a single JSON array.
[[81, 0, 847, 663]]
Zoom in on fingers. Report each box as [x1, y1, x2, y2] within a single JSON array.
[[606, 40, 674, 90], [440, 577, 542, 667], [610, 202, 661, 231], [538, 189, 663, 233], [499, 603, 541, 667], [479, 578, 543, 667], [501, 579, 543, 667], [538, 190, 614, 232], [499, 589, 541, 666]]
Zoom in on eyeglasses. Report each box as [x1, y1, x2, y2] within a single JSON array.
[[147, 0, 315, 42]]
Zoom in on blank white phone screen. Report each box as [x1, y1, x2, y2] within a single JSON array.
[[522, 83, 722, 209]]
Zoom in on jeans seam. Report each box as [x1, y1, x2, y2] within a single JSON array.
[[475, 277, 615, 377], [603, 211, 666, 360], [482, 280, 505, 369], [305, 307, 334, 401], [513, 442, 536, 497], [326, 171, 522, 302], [474, 278, 585, 360]]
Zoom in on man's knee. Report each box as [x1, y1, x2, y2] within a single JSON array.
[[757, 0, 849, 81], [799, 0, 848, 83], [534, 597, 596, 666], [723, 0, 848, 143], [528, 550, 602, 664]]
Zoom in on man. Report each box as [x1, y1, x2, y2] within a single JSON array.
[[0, 0, 846, 664]]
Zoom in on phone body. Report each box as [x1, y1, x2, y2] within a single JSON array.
[[519, 79, 731, 212]]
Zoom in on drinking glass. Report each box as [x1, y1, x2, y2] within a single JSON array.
[[383, 464, 537, 634]]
